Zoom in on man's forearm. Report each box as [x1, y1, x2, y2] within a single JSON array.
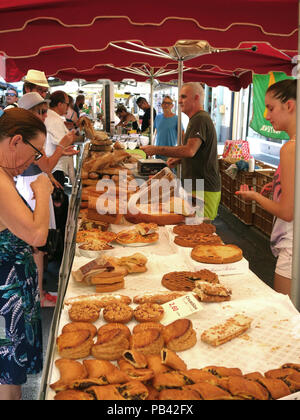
[[154, 145, 192, 158]]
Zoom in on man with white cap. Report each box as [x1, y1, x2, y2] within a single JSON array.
[[23, 69, 49, 99]]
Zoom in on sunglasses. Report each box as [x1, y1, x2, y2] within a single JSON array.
[[6, 93, 17, 97], [37, 109, 48, 115], [23, 139, 44, 161], [36, 87, 49, 95]]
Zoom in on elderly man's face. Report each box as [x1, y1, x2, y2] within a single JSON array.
[[178, 85, 195, 116]]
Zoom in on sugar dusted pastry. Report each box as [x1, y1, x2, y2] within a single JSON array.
[[201, 314, 253, 347]]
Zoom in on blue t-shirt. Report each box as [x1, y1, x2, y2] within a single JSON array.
[[154, 114, 181, 160]]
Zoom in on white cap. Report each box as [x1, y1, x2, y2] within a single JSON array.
[[18, 92, 46, 110], [23, 69, 50, 88]]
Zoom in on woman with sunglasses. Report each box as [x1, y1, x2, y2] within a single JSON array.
[[16, 92, 77, 307], [0, 108, 54, 400]]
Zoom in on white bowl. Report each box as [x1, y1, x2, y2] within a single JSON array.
[[127, 141, 137, 150], [139, 136, 149, 146], [78, 246, 103, 259]]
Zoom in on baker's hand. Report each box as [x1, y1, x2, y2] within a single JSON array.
[[140, 145, 157, 156], [167, 158, 181, 169]]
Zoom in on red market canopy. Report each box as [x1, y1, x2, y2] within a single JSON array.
[[0, 0, 298, 58], [3, 41, 293, 93], [51, 64, 253, 92]]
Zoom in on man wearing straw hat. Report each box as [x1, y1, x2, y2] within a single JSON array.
[[23, 69, 50, 99]]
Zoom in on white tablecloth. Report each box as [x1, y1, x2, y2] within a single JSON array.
[[45, 225, 300, 400]]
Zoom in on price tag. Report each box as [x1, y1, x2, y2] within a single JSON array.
[[161, 293, 203, 325]]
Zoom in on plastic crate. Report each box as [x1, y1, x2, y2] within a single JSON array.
[[237, 196, 254, 225], [255, 169, 276, 191], [221, 171, 235, 193], [253, 204, 274, 236], [221, 187, 231, 209], [219, 158, 231, 172], [236, 171, 256, 189]]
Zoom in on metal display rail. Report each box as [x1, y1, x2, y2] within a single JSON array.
[[38, 141, 89, 400]]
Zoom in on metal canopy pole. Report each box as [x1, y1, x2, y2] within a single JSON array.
[[150, 76, 154, 144], [291, 0, 300, 310]]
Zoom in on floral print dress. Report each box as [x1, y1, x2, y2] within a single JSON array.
[[0, 229, 43, 385]]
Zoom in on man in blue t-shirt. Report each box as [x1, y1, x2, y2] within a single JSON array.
[[154, 96, 183, 160]]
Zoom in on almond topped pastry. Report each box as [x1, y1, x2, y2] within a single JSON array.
[[103, 303, 134, 324], [133, 303, 164, 323], [68, 302, 101, 323], [201, 314, 253, 347]]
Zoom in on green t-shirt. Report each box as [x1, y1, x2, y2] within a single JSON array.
[[181, 110, 221, 192]]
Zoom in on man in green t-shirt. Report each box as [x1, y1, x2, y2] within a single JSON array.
[[141, 82, 221, 221]]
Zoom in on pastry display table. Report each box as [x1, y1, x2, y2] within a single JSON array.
[[40, 223, 300, 400]]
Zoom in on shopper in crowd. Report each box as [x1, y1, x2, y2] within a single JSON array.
[[115, 104, 139, 132], [136, 97, 157, 133], [16, 92, 77, 307], [74, 94, 85, 119], [236, 79, 296, 297], [65, 95, 78, 130], [141, 82, 221, 221], [153, 95, 183, 160], [45, 90, 75, 247], [23, 69, 49, 99], [4, 87, 19, 109], [0, 108, 53, 400]]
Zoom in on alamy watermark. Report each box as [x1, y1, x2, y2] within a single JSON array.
[[93, 170, 204, 221]]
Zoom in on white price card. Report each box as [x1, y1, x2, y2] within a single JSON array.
[[161, 293, 204, 325]]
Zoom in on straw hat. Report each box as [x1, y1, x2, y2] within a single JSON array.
[[18, 92, 47, 110], [23, 69, 50, 88]]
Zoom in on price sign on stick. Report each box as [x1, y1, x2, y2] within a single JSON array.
[[161, 293, 203, 325]]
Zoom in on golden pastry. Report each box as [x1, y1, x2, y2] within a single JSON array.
[[86, 385, 125, 400], [159, 388, 201, 400], [92, 329, 129, 360], [62, 322, 97, 338], [97, 323, 131, 340], [122, 350, 148, 369], [161, 348, 187, 371], [130, 329, 164, 356], [163, 319, 197, 352], [56, 330, 93, 359], [68, 302, 100, 323], [50, 359, 88, 392], [54, 390, 94, 401], [103, 302, 133, 324], [133, 303, 164, 323], [116, 380, 149, 400]]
